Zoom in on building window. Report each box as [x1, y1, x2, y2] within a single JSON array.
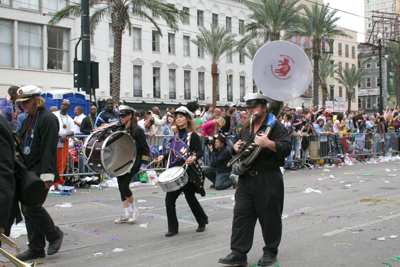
[[133, 28, 141, 50], [239, 19, 244, 35], [198, 72, 205, 100], [0, 20, 12, 66], [367, 97, 372, 108], [226, 49, 232, 63], [377, 96, 380, 109], [109, 24, 114, 46], [18, 23, 42, 69], [0, 0, 10, 5], [133, 65, 142, 97], [253, 79, 258, 93], [329, 85, 334, 101], [198, 45, 204, 57], [132, 3, 140, 14], [352, 88, 356, 102], [365, 62, 371, 69], [152, 31, 160, 52], [339, 86, 342, 97], [352, 64, 355, 68], [184, 71, 191, 100], [109, 62, 113, 95], [168, 33, 175, 54], [358, 98, 362, 109], [352, 46, 355, 59], [239, 51, 245, 64], [227, 75, 233, 101], [330, 61, 334, 77], [47, 27, 69, 71], [212, 13, 218, 27], [338, 61, 342, 73], [366, 77, 371, 88], [240, 76, 245, 101], [377, 77, 380, 87], [346, 62, 349, 68], [20, 0, 39, 10], [183, 36, 190, 56], [338, 43, 342, 56], [226, 17, 232, 32], [49, 0, 66, 13], [345, 44, 349, 57], [182, 7, 190, 25], [169, 69, 176, 99], [197, 10, 204, 26], [153, 68, 160, 98]]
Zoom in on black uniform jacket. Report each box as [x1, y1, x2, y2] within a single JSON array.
[[235, 115, 291, 171], [80, 115, 96, 135], [163, 129, 205, 196], [18, 107, 60, 183], [0, 115, 15, 229], [123, 125, 150, 174]]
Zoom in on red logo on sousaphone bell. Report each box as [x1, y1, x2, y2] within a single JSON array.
[[275, 58, 291, 76], [271, 55, 294, 81]]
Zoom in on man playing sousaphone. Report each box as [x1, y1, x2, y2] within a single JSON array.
[[219, 93, 291, 267], [114, 105, 150, 224], [156, 106, 208, 237]]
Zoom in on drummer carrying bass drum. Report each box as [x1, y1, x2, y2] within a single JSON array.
[[157, 106, 208, 237], [114, 105, 150, 224]]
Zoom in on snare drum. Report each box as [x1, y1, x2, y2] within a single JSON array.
[[83, 130, 136, 176], [158, 166, 189, 192]]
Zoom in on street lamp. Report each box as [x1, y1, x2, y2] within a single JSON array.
[[372, 33, 388, 115]]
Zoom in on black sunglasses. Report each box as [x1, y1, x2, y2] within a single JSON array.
[[119, 114, 128, 118]]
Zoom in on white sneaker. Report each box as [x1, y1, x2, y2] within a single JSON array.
[[115, 215, 129, 224], [128, 210, 139, 224]]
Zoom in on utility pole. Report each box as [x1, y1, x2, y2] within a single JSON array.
[[378, 37, 383, 115], [82, 0, 90, 94]]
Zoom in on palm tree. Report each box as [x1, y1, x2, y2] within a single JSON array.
[[386, 39, 400, 106], [241, 0, 302, 44], [296, 3, 350, 107], [335, 66, 368, 112], [241, 39, 264, 60], [49, 0, 182, 103], [192, 26, 238, 108], [319, 56, 337, 107]]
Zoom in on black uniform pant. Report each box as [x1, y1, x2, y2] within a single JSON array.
[[117, 172, 133, 201], [21, 189, 61, 254], [165, 182, 208, 232], [230, 169, 284, 258]]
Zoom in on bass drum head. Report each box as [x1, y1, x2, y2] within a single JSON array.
[[83, 131, 105, 173], [101, 131, 136, 176], [158, 166, 185, 182], [252, 41, 311, 101]]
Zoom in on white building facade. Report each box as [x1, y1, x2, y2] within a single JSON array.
[[0, 0, 256, 107]]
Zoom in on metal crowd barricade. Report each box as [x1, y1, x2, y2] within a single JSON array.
[[59, 131, 400, 177]]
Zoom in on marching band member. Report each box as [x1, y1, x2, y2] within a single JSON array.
[[219, 93, 291, 267], [157, 106, 208, 237], [114, 105, 150, 224]]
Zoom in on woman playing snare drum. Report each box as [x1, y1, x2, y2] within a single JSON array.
[[157, 106, 208, 237], [114, 105, 150, 224]]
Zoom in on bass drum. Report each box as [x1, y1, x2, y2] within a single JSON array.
[[83, 130, 136, 176], [158, 166, 188, 192]]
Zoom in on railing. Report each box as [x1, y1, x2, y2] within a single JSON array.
[[169, 92, 176, 99], [198, 93, 205, 100], [227, 95, 233, 101], [134, 89, 142, 97], [184, 92, 191, 99], [59, 131, 400, 180]]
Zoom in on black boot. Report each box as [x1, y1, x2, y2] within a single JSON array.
[[258, 253, 277, 266], [218, 253, 247, 266]]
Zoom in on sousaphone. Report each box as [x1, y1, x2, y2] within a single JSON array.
[[228, 41, 312, 174]]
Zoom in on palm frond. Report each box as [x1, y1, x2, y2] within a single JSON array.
[[48, 4, 82, 25]]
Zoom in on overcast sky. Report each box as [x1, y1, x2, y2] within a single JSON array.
[[324, 0, 365, 42]]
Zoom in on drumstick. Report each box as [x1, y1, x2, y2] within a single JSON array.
[[172, 163, 187, 177], [137, 159, 157, 174]]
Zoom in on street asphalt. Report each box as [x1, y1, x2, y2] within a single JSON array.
[[2, 159, 400, 267]]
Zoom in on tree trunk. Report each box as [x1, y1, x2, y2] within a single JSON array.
[[397, 64, 400, 107], [111, 9, 127, 103], [321, 82, 327, 108], [312, 39, 321, 107], [347, 89, 352, 114], [211, 63, 218, 108]]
